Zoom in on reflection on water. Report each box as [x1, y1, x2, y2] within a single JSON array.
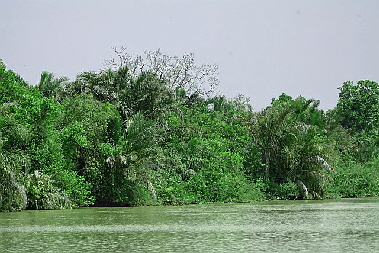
[[1, 198, 379, 252]]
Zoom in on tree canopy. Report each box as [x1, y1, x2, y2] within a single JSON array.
[[1, 50, 379, 211]]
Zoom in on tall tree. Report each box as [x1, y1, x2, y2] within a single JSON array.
[[335, 80, 379, 132], [105, 47, 220, 98], [250, 94, 335, 199], [38, 71, 69, 101], [333, 80, 379, 161], [0, 66, 80, 210]]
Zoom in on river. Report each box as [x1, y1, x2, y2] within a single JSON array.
[[1, 197, 379, 252]]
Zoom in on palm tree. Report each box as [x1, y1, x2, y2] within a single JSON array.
[[38, 71, 69, 101], [251, 94, 334, 199]]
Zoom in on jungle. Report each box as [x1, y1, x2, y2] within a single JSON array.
[[1, 50, 379, 211]]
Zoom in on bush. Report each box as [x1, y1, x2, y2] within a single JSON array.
[[25, 171, 73, 210], [266, 181, 301, 200], [330, 159, 379, 197], [0, 170, 27, 211], [0, 152, 28, 212]]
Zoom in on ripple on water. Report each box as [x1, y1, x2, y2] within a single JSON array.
[[1, 198, 379, 252]]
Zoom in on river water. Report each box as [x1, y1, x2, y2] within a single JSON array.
[[1, 198, 379, 252]]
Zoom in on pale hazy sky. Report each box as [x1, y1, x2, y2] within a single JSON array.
[[1, 0, 378, 110]]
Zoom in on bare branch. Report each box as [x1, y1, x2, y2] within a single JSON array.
[[104, 47, 220, 97]]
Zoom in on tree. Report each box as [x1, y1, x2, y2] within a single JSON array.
[[37, 71, 70, 101], [105, 47, 220, 98], [0, 67, 82, 210], [0, 64, 28, 104], [333, 80, 379, 161], [0, 146, 28, 211], [159, 97, 264, 203], [335, 80, 379, 132], [0, 59, 5, 69], [58, 94, 122, 205], [250, 94, 335, 199], [105, 112, 166, 205]]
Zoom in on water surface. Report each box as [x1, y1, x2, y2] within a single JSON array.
[[1, 198, 379, 252]]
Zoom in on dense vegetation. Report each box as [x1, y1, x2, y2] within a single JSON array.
[[1, 50, 379, 211]]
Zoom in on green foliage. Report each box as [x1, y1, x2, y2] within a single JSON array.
[[332, 80, 379, 162], [268, 181, 300, 200], [1, 67, 93, 210], [2, 51, 378, 211], [0, 64, 28, 104], [38, 71, 69, 100], [58, 94, 122, 204], [123, 71, 174, 119], [25, 170, 73, 210], [0, 151, 28, 211], [251, 94, 336, 199], [97, 113, 166, 205], [329, 159, 379, 197], [158, 100, 265, 204], [335, 80, 379, 132]]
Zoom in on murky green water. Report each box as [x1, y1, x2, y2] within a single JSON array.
[[1, 198, 379, 252]]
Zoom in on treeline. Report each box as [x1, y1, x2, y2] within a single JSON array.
[[1, 50, 379, 211]]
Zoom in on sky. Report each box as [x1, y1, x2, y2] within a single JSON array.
[[1, 0, 378, 111]]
